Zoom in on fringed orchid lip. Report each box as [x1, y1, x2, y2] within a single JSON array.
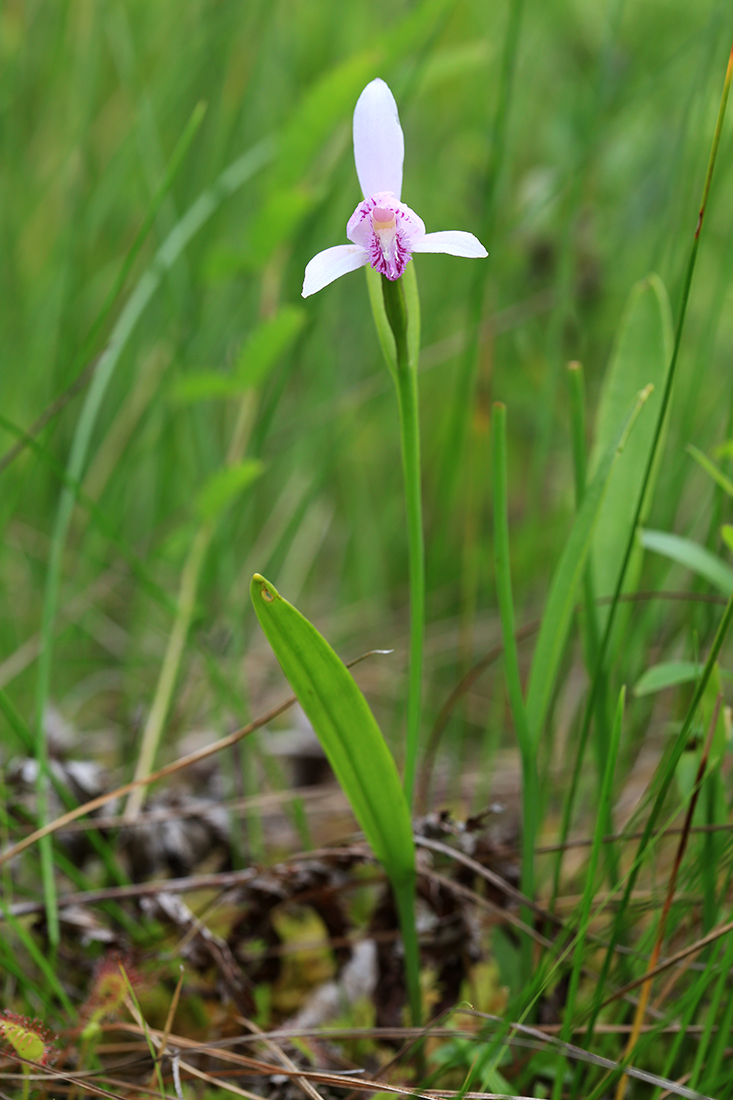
[[302, 78, 488, 297]]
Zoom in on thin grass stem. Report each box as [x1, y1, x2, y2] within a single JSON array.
[[124, 391, 259, 819], [552, 686, 624, 1100], [434, 0, 524, 529], [567, 361, 587, 510], [613, 692, 722, 1100], [492, 402, 537, 977], [581, 586, 733, 1086]]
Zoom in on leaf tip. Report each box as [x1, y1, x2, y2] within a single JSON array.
[[251, 573, 277, 603]]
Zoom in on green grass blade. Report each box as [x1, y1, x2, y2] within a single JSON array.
[[689, 925, 733, 1089], [492, 403, 530, 758], [0, 901, 74, 1014], [196, 461, 265, 521], [640, 528, 733, 593], [584, 589, 733, 1063], [589, 275, 673, 617], [567, 362, 587, 510], [525, 385, 652, 744], [0, 688, 34, 753], [250, 573, 420, 1022], [687, 442, 733, 498], [700, 925, 733, 1090], [492, 401, 536, 977], [433, 0, 524, 529], [555, 686, 624, 1100]]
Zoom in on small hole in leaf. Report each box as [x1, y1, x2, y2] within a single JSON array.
[[261, 588, 274, 602]]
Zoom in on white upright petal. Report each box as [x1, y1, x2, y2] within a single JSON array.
[[302, 244, 369, 297], [353, 79, 404, 200], [412, 230, 488, 258]]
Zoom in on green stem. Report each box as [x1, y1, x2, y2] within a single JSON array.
[[566, 362, 587, 510], [492, 402, 536, 979], [382, 274, 425, 812], [394, 879, 423, 1029], [565, 362, 616, 894], [551, 686, 624, 1100]]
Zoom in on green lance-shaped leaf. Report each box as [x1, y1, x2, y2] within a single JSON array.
[[171, 305, 305, 403], [525, 385, 652, 745], [196, 460, 264, 522], [633, 661, 702, 697], [250, 574, 415, 886], [640, 529, 733, 595], [250, 574, 421, 1024], [676, 661, 729, 801]]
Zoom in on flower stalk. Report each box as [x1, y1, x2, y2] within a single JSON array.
[[381, 274, 424, 808], [300, 76, 487, 1021]]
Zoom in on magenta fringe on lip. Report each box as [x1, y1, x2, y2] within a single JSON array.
[[368, 230, 410, 279]]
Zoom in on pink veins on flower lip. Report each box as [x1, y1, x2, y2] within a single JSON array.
[[347, 191, 426, 281]]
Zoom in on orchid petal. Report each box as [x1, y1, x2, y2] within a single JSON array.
[[411, 230, 488, 258], [353, 79, 404, 201], [302, 245, 369, 298]]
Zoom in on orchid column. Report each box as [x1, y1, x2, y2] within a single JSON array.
[[303, 79, 487, 807]]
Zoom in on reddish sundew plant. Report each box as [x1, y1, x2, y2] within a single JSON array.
[[80, 953, 142, 1040], [0, 1010, 57, 1065]]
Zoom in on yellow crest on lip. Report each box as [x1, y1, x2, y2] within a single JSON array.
[[371, 206, 396, 231]]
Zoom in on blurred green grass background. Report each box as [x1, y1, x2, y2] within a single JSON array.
[[1, 0, 732, 787]]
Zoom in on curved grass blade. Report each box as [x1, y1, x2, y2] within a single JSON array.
[[589, 275, 673, 623], [688, 443, 733, 499], [250, 574, 421, 1023], [525, 385, 652, 744], [634, 661, 700, 696], [492, 401, 536, 978]]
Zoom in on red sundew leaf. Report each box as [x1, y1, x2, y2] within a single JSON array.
[[0, 1010, 57, 1065]]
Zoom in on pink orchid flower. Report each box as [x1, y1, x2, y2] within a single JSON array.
[[302, 78, 488, 297]]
